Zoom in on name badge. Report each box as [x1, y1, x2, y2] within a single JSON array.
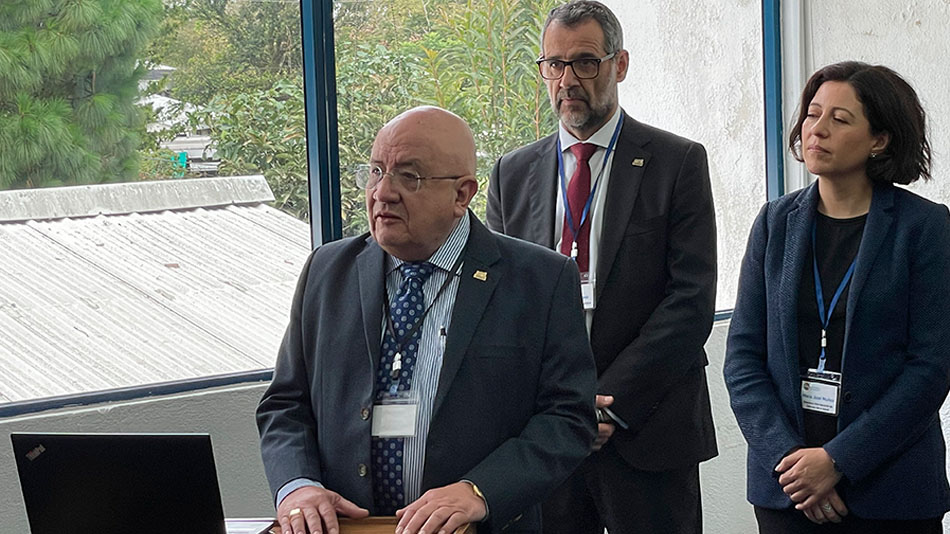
[[372, 391, 419, 438], [801, 368, 842, 416], [580, 272, 596, 310], [371, 402, 418, 437]]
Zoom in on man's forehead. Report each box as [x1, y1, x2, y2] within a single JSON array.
[[542, 19, 607, 56], [371, 130, 432, 164]]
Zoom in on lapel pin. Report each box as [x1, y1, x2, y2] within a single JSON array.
[[473, 270, 488, 281], [632, 158, 645, 167]]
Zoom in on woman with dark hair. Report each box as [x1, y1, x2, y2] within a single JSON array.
[[725, 61, 950, 533]]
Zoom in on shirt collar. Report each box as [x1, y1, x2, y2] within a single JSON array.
[[558, 107, 623, 152], [386, 213, 470, 275]]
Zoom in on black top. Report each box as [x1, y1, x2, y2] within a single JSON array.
[[797, 211, 867, 446]]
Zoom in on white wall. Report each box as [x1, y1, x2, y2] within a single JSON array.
[[606, 0, 767, 311], [701, 321, 758, 533]]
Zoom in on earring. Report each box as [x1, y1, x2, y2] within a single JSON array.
[[869, 152, 878, 159]]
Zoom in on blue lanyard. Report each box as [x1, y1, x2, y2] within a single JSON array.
[[811, 220, 857, 372], [557, 114, 624, 256]]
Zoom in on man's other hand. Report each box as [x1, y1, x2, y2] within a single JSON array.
[[277, 485, 368, 534], [395, 482, 486, 534]]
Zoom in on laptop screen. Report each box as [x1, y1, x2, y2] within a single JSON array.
[[11, 433, 227, 534]]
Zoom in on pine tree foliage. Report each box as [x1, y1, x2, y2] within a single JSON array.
[[0, 0, 161, 189]]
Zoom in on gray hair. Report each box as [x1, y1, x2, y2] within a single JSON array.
[[541, 1, 624, 55]]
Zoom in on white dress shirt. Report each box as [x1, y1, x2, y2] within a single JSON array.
[[554, 107, 623, 327]]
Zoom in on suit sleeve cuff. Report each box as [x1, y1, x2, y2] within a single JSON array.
[[276, 478, 324, 509]]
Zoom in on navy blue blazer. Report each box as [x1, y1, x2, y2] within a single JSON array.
[[724, 181, 950, 519]]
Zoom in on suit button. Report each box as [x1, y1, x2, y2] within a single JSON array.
[[358, 464, 368, 477], [360, 407, 370, 420], [843, 391, 853, 403]]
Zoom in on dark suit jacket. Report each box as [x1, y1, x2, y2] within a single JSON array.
[[486, 113, 718, 471], [256, 213, 597, 533], [724, 181, 950, 519]]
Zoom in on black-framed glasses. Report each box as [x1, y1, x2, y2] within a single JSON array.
[[356, 164, 465, 193], [536, 52, 616, 80]]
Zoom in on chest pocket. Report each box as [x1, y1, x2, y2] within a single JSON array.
[[472, 345, 524, 359]]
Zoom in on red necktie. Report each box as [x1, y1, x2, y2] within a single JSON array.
[[560, 142, 598, 272]]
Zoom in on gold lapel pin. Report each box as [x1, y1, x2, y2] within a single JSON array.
[[473, 270, 488, 281], [632, 158, 645, 167]]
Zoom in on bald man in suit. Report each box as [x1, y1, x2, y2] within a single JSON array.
[[258, 106, 597, 534]]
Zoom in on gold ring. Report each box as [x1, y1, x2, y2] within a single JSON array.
[[289, 508, 302, 517], [821, 503, 833, 513]]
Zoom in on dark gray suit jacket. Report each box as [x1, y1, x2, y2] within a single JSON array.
[[257, 213, 597, 533], [725, 182, 950, 518], [487, 113, 718, 470]]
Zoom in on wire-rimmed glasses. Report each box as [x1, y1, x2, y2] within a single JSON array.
[[356, 164, 465, 193]]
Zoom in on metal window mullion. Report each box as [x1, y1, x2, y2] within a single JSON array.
[[301, 0, 343, 247], [762, 0, 785, 200]]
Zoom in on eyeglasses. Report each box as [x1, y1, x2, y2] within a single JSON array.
[[536, 52, 616, 80], [356, 165, 465, 193]]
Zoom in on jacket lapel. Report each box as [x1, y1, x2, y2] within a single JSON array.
[[596, 115, 649, 298], [432, 214, 502, 417], [356, 238, 386, 374], [780, 182, 818, 429], [530, 135, 559, 248], [842, 184, 895, 356]]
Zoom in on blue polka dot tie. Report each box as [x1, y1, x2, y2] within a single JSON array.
[[372, 261, 435, 515]]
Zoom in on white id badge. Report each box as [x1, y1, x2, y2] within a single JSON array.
[[580, 272, 596, 310], [801, 369, 842, 416], [371, 394, 418, 438]]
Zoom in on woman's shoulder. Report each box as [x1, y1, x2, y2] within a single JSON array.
[[885, 185, 949, 230], [759, 182, 817, 221], [883, 185, 950, 248], [888, 184, 948, 214]]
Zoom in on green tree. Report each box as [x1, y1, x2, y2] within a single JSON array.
[[417, 0, 558, 216], [191, 80, 309, 220], [143, 0, 558, 236], [145, 0, 303, 107], [0, 0, 162, 189], [334, 0, 559, 234]]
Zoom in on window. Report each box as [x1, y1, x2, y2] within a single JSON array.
[[0, 0, 311, 408], [333, 0, 562, 237]]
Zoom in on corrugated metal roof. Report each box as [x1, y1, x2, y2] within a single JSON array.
[[0, 177, 312, 404]]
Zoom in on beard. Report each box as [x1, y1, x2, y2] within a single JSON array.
[[554, 87, 613, 136]]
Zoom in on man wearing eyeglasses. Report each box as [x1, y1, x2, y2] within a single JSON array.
[[487, 2, 717, 533], [258, 106, 596, 534]]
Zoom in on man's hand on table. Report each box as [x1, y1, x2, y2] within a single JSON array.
[[395, 481, 486, 534], [277, 485, 368, 534]]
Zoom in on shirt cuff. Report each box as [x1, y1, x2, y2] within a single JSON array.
[[276, 478, 324, 509]]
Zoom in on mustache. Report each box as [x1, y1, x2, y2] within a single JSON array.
[[557, 88, 589, 103]]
